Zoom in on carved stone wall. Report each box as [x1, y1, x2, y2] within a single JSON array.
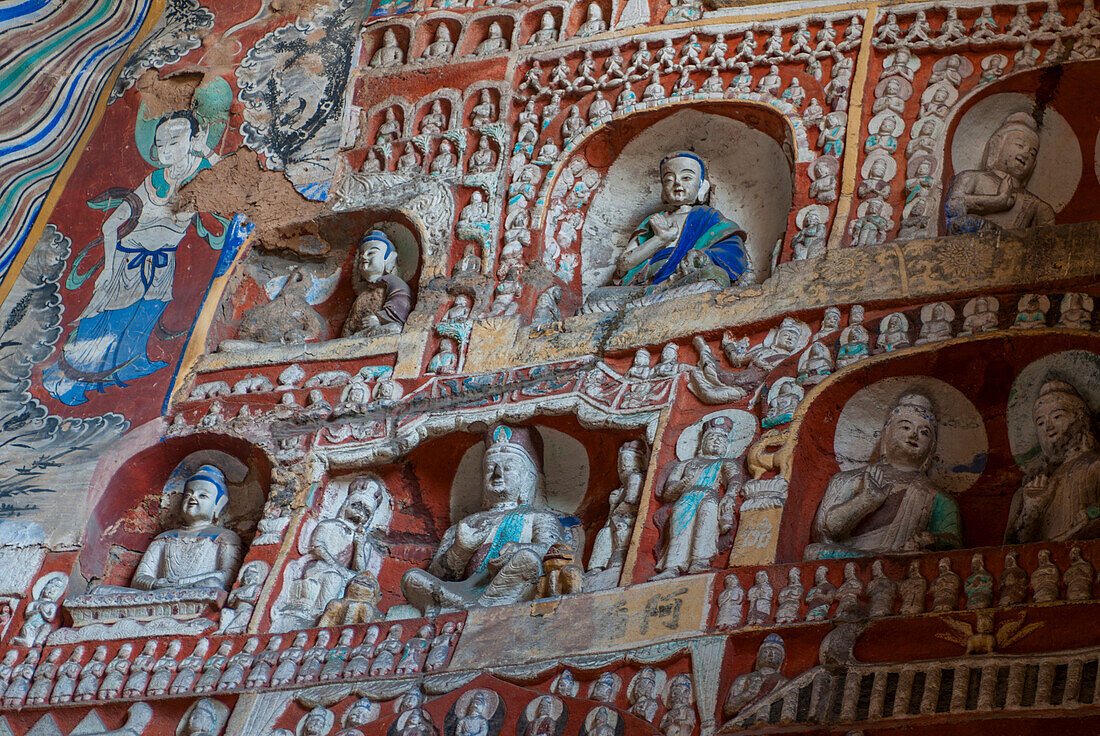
[[0, 0, 1099, 734]]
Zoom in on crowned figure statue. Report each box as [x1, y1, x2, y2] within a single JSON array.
[[401, 425, 568, 614]]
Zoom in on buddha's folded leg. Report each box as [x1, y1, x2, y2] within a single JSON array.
[[477, 548, 542, 607]]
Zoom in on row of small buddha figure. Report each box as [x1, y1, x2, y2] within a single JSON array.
[[367, 3, 612, 70], [716, 546, 1100, 635], [0, 620, 461, 708]]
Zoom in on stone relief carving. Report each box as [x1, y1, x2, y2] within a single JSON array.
[[806, 393, 963, 559], [401, 425, 569, 615], [64, 465, 242, 637], [945, 112, 1055, 234]]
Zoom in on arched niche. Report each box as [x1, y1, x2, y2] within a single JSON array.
[[367, 415, 644, 612], [204, 208, 426, 351], [410, 16, 463, 64], [77, 433, 272, 587], [939, 61, 1100, 233], [549, 103, 794, 300], [774, 331, 1100, 563]]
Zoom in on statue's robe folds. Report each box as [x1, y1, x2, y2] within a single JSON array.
[[657, 457, 741, 573], [622, 206, 747, 287], [1007, 449, 1100, 543], [805, 463, 962, 559], [944, 169, 1056, 234], [401, 506, 566, 613]]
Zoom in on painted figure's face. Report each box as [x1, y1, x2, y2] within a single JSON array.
[[994, 130, 1039, 181], [1034, 393, 1085, 462], [359, 240, 395, 282], [660, 156, 706, 207], [483, 447, 536, 506], [758, 643, 784, 671], [881, 413, 934, 468], [155, 118, 199, 167], [182, 479, 220, 524], [699, 428, 728, 457]]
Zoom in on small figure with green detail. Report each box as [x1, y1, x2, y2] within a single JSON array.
[[401, 424, 569, 615], [805, 393, 963, 559], [615, 151, 751, 289]]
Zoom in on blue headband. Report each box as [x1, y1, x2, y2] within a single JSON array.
[[660, 150, 707, 180], [188, 464, 228, 503], [360, 230, 396, 258]]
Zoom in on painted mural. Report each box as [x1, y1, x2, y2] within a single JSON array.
[[42, 80, 246, 407], [0, 0, 155, 278], [0, 0, 1098, 734]]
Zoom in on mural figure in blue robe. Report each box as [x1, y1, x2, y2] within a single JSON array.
[[44, 80, 243, 406], [615, 151, 750, 289]]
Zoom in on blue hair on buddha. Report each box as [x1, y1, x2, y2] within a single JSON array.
[[188, 464, 228, 503], [660, 150, 707, 180], [360, 229, 396, 258]]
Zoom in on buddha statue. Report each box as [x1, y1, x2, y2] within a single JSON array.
[[1006, 379, 1100, 543], [945, 112, 1056, 234], [342, 230, 412, 338], [69, 465, 243, 628], [722, 634, 788, 719], [121, 465, 240, 592], [805, 393, 963, 559], [614, 152, 749, 289], [401, 425, 568, 614]]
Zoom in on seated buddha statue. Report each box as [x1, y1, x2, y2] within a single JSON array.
[[68, 465, 244, 628], [401, 425, 568, 615], [342, 230, 413, 338], [804, 393, 963, 559]]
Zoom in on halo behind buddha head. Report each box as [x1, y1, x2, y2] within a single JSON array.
[[834, 376, 987, 493], [1008, 351, 1100, 471]]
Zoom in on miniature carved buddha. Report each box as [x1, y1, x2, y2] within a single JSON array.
[[342, 230, 412, 338], [371, 29, 405, 68], [722, 634, 788, 719], [805, 393, 963, 559], [401, 425, 568, 614], [614, 152, 748, 289], [1006, 379, 1100, 543], [528, 12, 558, 45], [421, 25, 454, 61], [945, 112, 1055, 234], [577, 2, 607, 36]]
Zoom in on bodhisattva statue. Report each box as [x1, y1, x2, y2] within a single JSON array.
[[91, 465, 242, 605], [944, 112, 1056, 234], [401, 425, 568, 615], [653, 416, 744, 578], [615, 152, 750, 289], [805, 393, 963, 559], [342, 230, 413, 338], [1006, 379, 1100, 543]]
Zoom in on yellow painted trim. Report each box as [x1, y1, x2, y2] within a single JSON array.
[[827, 2, 878, 251], [619, 405, 671, 586], [164, 231, 258, 411], [0, 0, 168, 308]]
